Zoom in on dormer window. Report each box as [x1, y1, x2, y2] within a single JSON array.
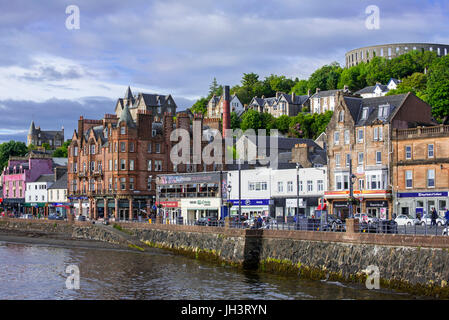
[[361, 107, 368, 120], [378, 104, 390, 118]]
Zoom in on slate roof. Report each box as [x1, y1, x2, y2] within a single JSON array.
[[48, 172, 68, 190], [208, 95, 220, 105], [355, 84, 389, 95], [343, 94, 409, 126], [35, 174, 55, 183], [52, 158, 68, 167], [310, 89, 342, 99], [118, 104, 136, 128], [139, 93, 169, 107]]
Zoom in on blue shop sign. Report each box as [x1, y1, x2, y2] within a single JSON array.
[[228, 199, 270, 206], [398, 192, 448, 198]]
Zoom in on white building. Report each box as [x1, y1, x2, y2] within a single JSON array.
[[48, 172, 68, 215], [25, 174, 54, 215], [226, 166, 327, 220]]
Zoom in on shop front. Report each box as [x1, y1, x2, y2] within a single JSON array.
[[180, 198, 222, 222], [228, 199, 271, 218], [396, 191, 448, 218], [366, 200, 389, 220], [24, 202, 46, 216], [3, 198, 25, 215], [156, 201, 180, 221]]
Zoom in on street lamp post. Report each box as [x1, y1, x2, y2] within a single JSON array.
[[238, 158, 242, 220], [296, 163, 300, 220], [349, 157, 357, 218]]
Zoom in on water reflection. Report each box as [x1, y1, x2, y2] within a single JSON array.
[[0, 241, 418, 300]]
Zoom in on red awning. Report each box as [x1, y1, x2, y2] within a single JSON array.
[[317, 204, 327, 210]]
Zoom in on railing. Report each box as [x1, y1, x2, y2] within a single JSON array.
[[395, 125, 449, 138], [134, 216, 449, 237]]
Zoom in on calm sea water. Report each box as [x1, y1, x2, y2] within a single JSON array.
[[0, 240, 418, 300]]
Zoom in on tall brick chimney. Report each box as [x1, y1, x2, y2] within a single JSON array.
[[222, 85, 230, 138]]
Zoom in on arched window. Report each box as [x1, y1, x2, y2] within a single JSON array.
[[338, 110, 344, 122]]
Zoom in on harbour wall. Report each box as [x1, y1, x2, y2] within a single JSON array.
[[1, 218, 449, 297]]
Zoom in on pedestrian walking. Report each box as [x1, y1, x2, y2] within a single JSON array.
[[444, 208, 449, 227], [431, 207, 437, 227]]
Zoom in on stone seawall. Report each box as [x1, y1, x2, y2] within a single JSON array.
[[1, 218, 449, 297], [117, 222, 449, 297]]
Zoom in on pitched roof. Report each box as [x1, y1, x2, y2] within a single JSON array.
[[35, 174, 55, 183], [343, 94, 409, 126], [139, 93, 169, 107], [355, 84, 389, 95], [310, 89, 342, 99], [28, 120, 36, 135], [48, 172, 68, 190], [118, 104, 136, 128], [125, 86, 133, 100]]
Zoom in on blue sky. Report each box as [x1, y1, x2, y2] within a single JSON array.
[[0, 0, 448, 143]]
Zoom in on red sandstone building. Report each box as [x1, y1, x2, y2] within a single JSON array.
[[324, 92, 435, 220], [68, 87, 230, 220]]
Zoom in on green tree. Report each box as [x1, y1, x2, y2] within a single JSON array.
[[240, 109, 262, 132], [386, 72, 427, 96], [426, 55, 449, 121], [190, 97, 208, 116], [274, 115, 291, 134], [208, 77, 220, 97], [264, 74, 295, 93], [53, 140, 72, 158], [230, 112, 241, 130], [0, 141, 28, 171], [291, 80, 309, 95], [41, 142, 51, 150], [338, 63, 367, 91], [307, 62, 343, 92]]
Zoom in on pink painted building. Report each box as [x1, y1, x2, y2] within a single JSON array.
[[1, 154, 53, 213]]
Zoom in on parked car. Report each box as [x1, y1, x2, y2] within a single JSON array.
[[77, 215, 86, 221], [354, 213, 369, 224], [324, 214, 345, 232], [194, 216, 219, 226], [366, 214, 379, 224], [394, 214, 417, 226], [359, 221, 379, 233], [442, 227, 449, 236], [21, 214, 33, 219], [48, 214, 64, 220], [417, 214, 446, 226]]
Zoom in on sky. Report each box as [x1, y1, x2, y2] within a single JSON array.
[[0, 0, 448, 143]]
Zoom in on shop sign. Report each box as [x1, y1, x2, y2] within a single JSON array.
[[333, 201, 348, 208], [228, 199, 270, 206], [366, 201, 388, 208], [286, 198, 304, 208], [156, 201, 179, 208], [181, 198, 221, 208], [398, 192, 448, 198]]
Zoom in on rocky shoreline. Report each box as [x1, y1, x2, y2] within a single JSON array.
[[0, 228, 133, 251]]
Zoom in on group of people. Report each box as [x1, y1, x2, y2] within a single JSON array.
[[415, 207, 449, 226]]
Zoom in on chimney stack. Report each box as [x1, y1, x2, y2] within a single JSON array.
[[307, 89, 311, 97], [222, 85, 230, 138], [316, 88, 321, 94]]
